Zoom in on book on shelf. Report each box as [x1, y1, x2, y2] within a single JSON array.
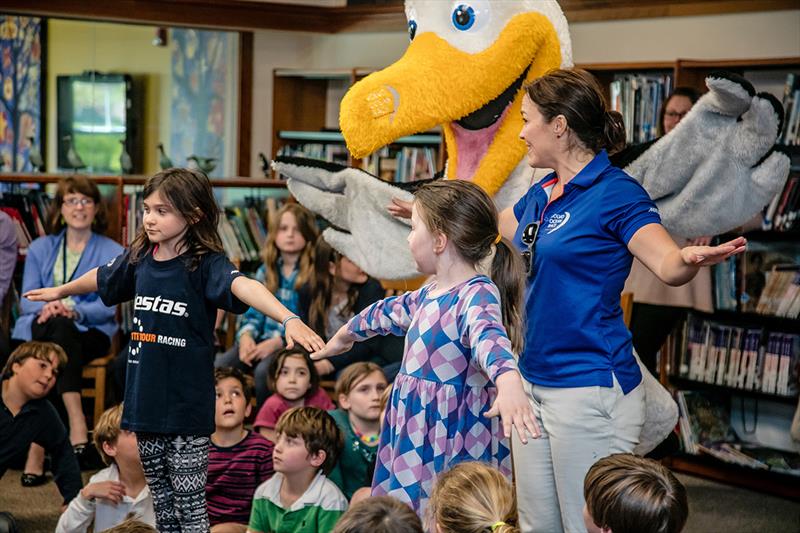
[[762, 172, 799, 233], [671, 313, 799, 398], [675, 390, 736, 454], [0, 190, 51, 257], [739, 243, 800, 315], [609, 73, 672, 144], [780, 72, 800, 146], [361, 145, 438, 183]]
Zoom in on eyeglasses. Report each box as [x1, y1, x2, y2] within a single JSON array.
[[664, 110, 688, 120], [520, 222, 539, 277], [63, 197, 95, 207]]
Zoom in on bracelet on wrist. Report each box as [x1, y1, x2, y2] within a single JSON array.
[[282, 315, 300, 328]]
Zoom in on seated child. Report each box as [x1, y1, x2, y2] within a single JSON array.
[[104, 518, 158, 533], [253, 348, 334, 442], [0, 341, 80, 509], [56, 403, 155, 532], [247, 406, 347, 533], [328, 362, 388, 500], [583, 453, 688, 533], [207, 367, 275, 532], [332, 496, 422, 533], [428, 461, 519, 533]]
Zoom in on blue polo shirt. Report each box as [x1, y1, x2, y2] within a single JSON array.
[[512, 150, 661, 393]]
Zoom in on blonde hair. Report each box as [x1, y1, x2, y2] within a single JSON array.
[[335, 362, 386, 400], [332, 496, 423, 533], [1, 341, 67, 380], [94, 403, 124, 465], [428, 462, 519, 533], [584, 454, 688, 533], [379, 384, 392, 414], [104, 519, 157, 533], [262, 203, 318, 292]]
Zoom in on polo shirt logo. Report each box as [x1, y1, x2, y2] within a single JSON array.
[[545, 211, 571, 234]]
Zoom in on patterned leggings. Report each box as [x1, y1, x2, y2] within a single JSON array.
[[137, 433, 210, 533]]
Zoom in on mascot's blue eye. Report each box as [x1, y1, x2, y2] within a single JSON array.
[[452, 4, 476, 31], [408, 20, 417, 41]]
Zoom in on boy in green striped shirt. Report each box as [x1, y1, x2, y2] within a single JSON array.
[[247, 406, 347, 533]]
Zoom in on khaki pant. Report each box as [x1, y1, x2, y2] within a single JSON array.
[[512, 376, 645, 533]]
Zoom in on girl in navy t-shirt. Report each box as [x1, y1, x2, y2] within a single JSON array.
[[24, 168, 325, 533]]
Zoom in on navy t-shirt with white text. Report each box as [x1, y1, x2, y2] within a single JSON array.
[[97, 250, 248, 435]]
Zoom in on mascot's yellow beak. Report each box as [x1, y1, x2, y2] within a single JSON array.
[[340, 12, 563, 196]]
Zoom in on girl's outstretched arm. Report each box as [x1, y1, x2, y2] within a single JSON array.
[[24, 268, 99, 302], [231, 276, 324, 352], [310, 325, 357, 360]]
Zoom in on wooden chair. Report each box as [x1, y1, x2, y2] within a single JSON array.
[[621, 291, 634, 329], [81, 334, 119, 427]]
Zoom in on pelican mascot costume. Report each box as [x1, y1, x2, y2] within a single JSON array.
[[273, 1, 790, 455]]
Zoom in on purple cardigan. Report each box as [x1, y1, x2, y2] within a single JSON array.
[[13, 229, 124, 341]]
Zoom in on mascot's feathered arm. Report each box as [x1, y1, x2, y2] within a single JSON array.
[[623, 72, 789, 237], [276, 74, 789, 280]]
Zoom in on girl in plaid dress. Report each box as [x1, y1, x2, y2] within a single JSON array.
[[313, 180, 539, 515]]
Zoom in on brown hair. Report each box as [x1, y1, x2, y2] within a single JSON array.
[[262, 203, 317, 293], [47, 175, 108, 234], [335, 362, 387, 400], [414, 180, 524, 353], [428, 461, 519, 533], [332, 496, 423, 533], [657, 87, 700, 136], [128, 168, 223, 271], [104, 519, 158, 533], [267, 347, 320, 399], [309, 238, 359, 337], [379, 383, 392, 414], [524, 68, 626, 155], [2, 341, 67, 380], [93, 403, 124, 465], [214, 366, 254, 404], [584, 453, 688, 533], [275, 406, 342, 474]]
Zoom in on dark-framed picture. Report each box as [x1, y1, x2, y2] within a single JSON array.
[[0, 15, 46, 172]]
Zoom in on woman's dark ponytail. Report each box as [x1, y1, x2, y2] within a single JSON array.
[[602, 110, 626, 154], [490, 238, 525, 355]]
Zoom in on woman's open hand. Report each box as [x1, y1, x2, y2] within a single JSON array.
[[681, 236, 746, 267], [387, 198, 412, 219]]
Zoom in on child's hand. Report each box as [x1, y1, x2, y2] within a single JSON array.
[[284, 318, 325, 352], [484, 371, 541, 444], [311, 325, 355, 360], [24, 286, 64, 302], [80, 480, 127, 504]]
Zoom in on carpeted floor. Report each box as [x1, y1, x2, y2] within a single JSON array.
[[0, 469, 798, 532]]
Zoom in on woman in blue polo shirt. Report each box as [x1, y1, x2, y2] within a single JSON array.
[[498, 69, 745, 532]]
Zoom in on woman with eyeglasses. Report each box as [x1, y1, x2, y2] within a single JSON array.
[[496, 70, 744, 532], [13, 176, 123, 485], [623, 87, 711, 379]]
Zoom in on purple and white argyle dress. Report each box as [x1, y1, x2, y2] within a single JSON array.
[[346, 275, 518, 514]]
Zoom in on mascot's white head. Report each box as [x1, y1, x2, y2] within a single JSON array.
[[340, 0, 572, 197]]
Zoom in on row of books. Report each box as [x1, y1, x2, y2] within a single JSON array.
[[739, 243, 800, 314], [675, 390, 800, 474], [275, 143, 350, 171], [609, 74, 672, 144], [671, 315, 799, 397], [762, 172, 800, 233], [218, 200, 280, 265], [0, 190, 51, 257], [753, 266, 800, 317], [780, 72, 800, 145], [361, 146, 438, 183]]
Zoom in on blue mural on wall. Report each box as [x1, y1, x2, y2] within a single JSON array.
[[169, 28, 232, 178], [0, 16, 44, 172]]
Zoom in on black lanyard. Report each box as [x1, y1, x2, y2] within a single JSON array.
[[62, 236, 84, 283]]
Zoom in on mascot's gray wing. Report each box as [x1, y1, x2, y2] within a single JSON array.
[[272, 157, 420, 280], [625, 72, 790, 238]]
